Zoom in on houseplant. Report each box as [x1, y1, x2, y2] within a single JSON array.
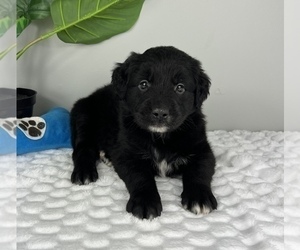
[[0, 0, 145, 117], [1, 0, 145, 58], [16, 0, 145, 59]]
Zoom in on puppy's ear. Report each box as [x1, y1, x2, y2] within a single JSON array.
[[194, 63, 211, 108], [111, 63, 127, 100], [112, 52, 139, 100]]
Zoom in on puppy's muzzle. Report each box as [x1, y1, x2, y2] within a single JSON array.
[[148, 108, 170, 133], [152, 108, 169, 122]]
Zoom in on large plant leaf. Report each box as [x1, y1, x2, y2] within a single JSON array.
[[51, 0, 145, 44]]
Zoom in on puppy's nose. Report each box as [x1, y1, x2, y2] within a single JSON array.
[[152, 108, 169, 120]]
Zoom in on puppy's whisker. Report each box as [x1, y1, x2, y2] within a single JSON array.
[[127, 120, 138, 131]]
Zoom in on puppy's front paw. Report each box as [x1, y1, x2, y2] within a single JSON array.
[[71, 167, 98, 185], [181, 185, 217, 215], [126, 192, 162, 220]]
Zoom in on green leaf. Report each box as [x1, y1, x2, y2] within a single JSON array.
[[0, 0, 15, 37], [0, 0, 15, 19], [17, 0, 52, 19], [16, 0, 52, 36], [28, 0, 52, 20], [50, 0, 145, 44], [16, 0, 31, 36], [17, 0, 31, 18], [16, 16, 31, 37], [0, 16, 14, 38]]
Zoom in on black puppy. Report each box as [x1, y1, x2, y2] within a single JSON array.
[[71, 46, 217, 219]]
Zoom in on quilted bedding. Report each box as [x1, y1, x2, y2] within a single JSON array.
[[2, 130, 298, 249]]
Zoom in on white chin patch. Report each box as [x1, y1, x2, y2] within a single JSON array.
[[148, 126, 168, 133]]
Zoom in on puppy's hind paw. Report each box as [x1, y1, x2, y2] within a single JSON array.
[[71, 167, 98, 185], [99, 151, 113, 167]]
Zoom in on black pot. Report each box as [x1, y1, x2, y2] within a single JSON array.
[[0, 88, 37, 118], [0, 88, 16, 118], [17, 88, 37, 118]]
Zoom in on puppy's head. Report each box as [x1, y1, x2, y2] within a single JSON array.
[[112, 46, 211, 133]]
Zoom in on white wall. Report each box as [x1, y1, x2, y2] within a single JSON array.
[[1, 26, 16, 89], [284, 0, 300, 131], [17, 0, 284, 131]]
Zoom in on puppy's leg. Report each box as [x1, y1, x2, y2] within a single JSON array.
[[70, 105, 100, 185], [181, 142, 217, 214], [115, 158, 162, 220], [71, 142, 99, 185]]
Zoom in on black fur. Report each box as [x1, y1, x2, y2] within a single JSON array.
[[70, 46, 217, 219]]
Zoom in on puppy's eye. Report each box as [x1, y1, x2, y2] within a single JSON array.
[[138, 80, 150, 91], [174, 83, 185, 94]]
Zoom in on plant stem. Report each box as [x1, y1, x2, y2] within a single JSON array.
[[0, 43, 16, 60], [17, 30, 57, 59]]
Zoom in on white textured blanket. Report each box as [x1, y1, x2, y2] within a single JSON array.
[[15, 130, 287, 249]]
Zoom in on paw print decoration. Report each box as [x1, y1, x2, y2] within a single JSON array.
[[18, 117, 46, 140], [0, 118, 17, 139]]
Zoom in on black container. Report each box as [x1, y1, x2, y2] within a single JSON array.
[[17, 88, 37, 118], [0, 88, 16, 118]]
